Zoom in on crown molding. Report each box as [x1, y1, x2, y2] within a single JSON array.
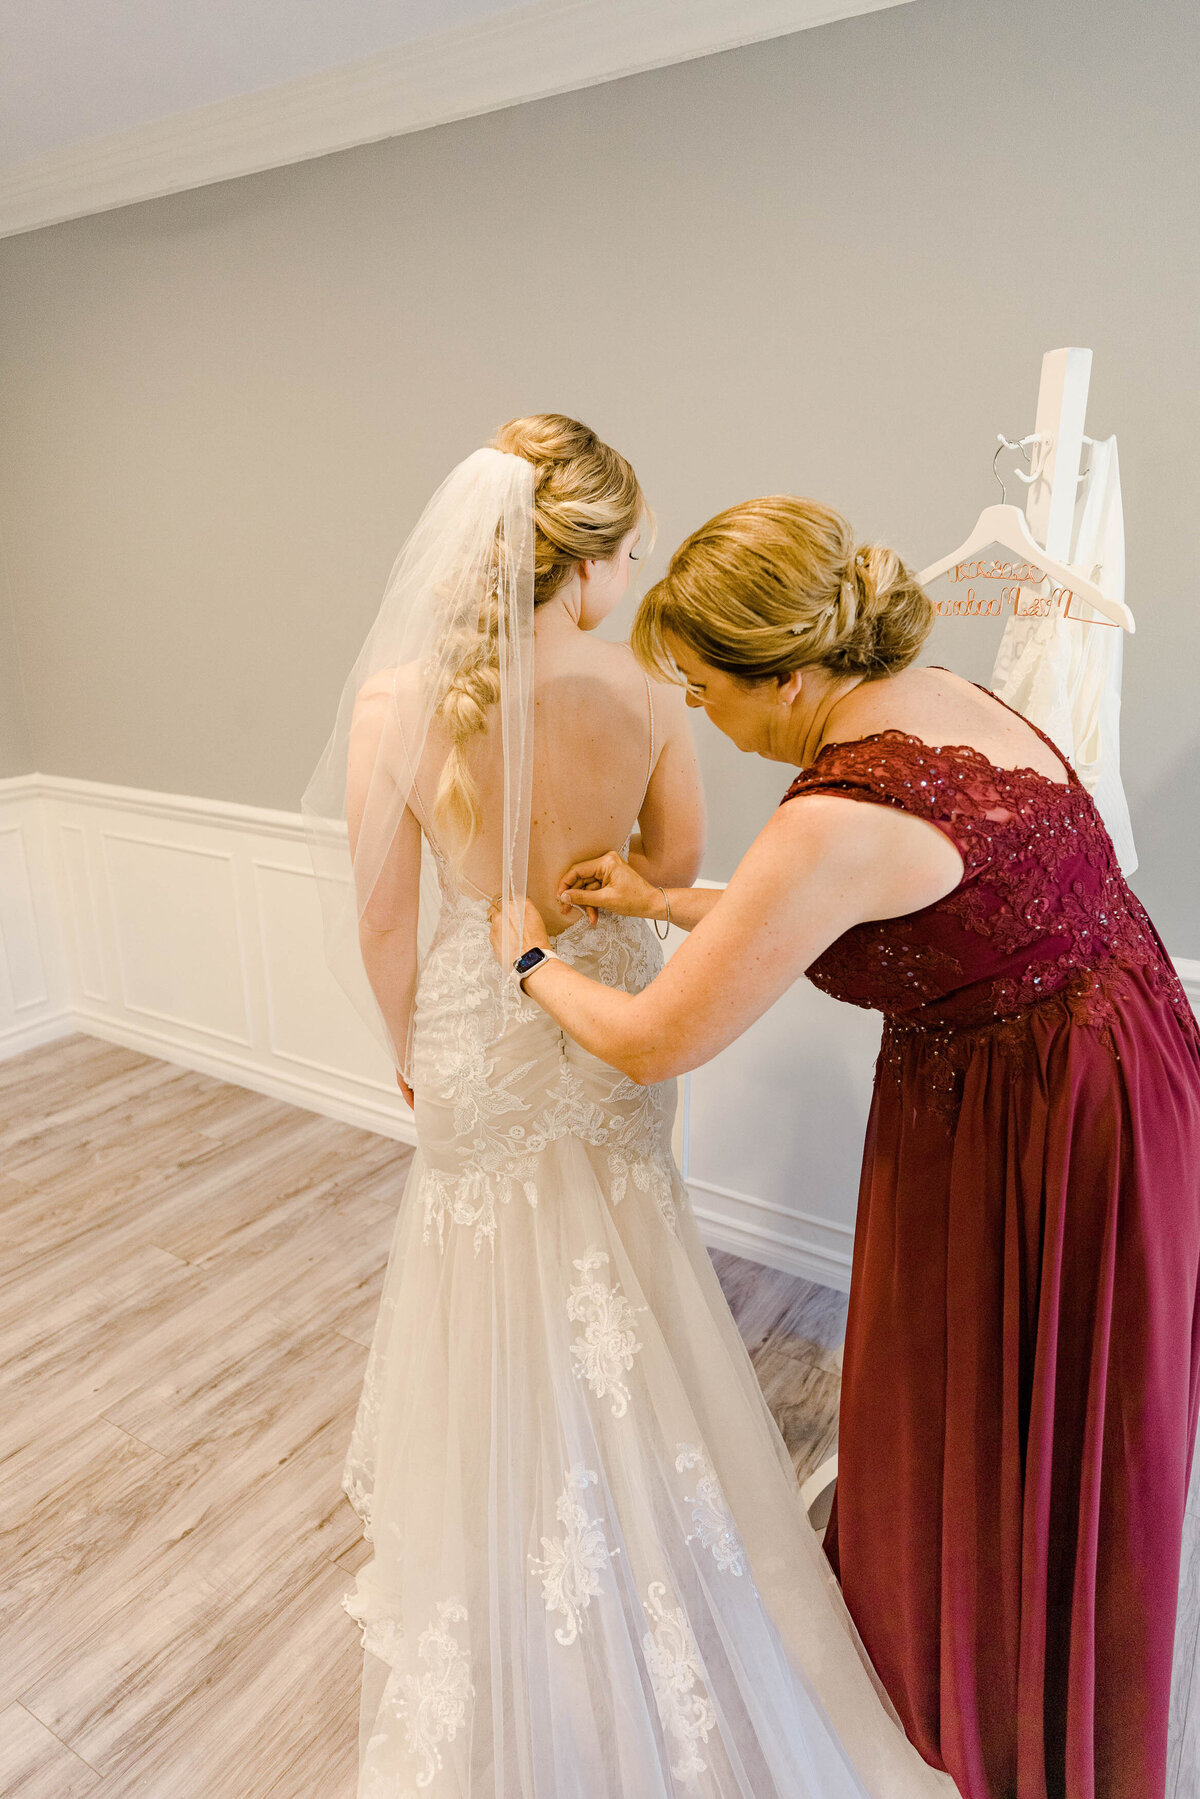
[[0, 0, 912, 240]]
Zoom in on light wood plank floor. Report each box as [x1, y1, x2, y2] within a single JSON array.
[[1, 1034, 1196, 1798]]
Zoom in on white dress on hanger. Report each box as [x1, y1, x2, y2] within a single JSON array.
[[991, 436, 1137, 874]]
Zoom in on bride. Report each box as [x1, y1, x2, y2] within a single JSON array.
[[302, 415, 959, 1799]]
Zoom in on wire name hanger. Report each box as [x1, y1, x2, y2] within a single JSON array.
[[918, 350, 1135, 634]]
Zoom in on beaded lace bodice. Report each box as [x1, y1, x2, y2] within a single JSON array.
[[407, 880, 678, 1254], [781, 725, 1197, 1056]]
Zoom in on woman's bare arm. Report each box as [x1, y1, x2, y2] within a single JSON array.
[[346, 680, 422, 1105], [557, 852, 722, 933], [510, 796, 964, 1083], [627, 679, 705, 889]]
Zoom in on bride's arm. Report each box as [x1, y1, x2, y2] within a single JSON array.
[[627, 680, 705, 889], [506, 795, 964, 1084], [347, 683, 421, 1106]]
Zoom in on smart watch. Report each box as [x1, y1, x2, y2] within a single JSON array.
[[513, 945, 562, 988]]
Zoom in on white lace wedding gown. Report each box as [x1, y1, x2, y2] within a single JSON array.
[[338, 867, 959, 1797]]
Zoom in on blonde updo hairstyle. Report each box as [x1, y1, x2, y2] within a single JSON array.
[[632, 495, 932, 693], [433, 413, 647, 853]]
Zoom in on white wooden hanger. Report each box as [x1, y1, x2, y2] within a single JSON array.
[[918, 347, 1135, 634], [918, 496, 1134, 634]]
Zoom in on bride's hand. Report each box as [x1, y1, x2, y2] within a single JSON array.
[[488, 895, 550, 969], [558, 852, 663, 922]]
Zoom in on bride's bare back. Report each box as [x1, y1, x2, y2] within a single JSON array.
[[383, 624, 703, 938], [455, 632, 699, 931]]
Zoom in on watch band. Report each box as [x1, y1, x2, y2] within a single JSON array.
[[513, 945, 562, 989]]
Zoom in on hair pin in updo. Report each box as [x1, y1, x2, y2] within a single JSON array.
[[790, 596, 839, 633]]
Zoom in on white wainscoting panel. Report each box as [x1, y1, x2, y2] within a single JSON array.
[[684, 975, 878, 1289], [0, 780, 69, 1053], [0, 825, 46, 1012], [28, 774, 415, 1143], [5, 772, 1199, 1291], [100, 829, 253, 1046], [653, 902, 869, 1289], [251, 853, 398, 1094], [58, 823, 108, 1002]]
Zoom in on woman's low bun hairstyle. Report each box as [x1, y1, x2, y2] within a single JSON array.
[[632, 495, 932, 688], [492, 413, 647, 607]]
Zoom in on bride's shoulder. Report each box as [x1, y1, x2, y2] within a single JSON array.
[[354, 662, 423, 712], [543, 635, 636, 691], [580, 636, 639, 672], [573, 637, 679, 696], [354, 668, 394, 707], [572, 641, 690, 735]]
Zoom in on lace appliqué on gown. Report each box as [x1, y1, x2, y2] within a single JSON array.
[[340, 897, 681, 1567], [342, 1286, 398, 1542], [412, 895, 679, 1253], [529, 1464, 618, 1646], [675, 1444, 747, 1576], [343, 1586, 404, 1666], [398, 1598, 473, 1790], [642, 1580, 717, 1779], [345, 1591, 472, 1794], [568, 1248, 645, 1418]]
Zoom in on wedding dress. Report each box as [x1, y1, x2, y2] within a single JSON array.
[[303, 447, 960, 1799], [991, 435, 1137, 874], [339, 871, 967, 1799]]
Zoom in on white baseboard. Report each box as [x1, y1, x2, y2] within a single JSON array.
[[71, 1008, 418, 1147], [0, 1009, 75, 1058], [4, 770, 1197, 1299], [688, 1176, 853, 1291]]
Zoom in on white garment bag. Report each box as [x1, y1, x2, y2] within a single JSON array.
[[990, 436, 1138, 875]]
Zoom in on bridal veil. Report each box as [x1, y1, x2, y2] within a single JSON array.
[[300, 446, 536, 1079]]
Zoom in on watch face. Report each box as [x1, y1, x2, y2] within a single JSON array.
[[515, 947, 545, 975]]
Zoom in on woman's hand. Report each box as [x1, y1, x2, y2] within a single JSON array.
[[396, 1071, 414, 1109], [558, 852, 665, 922], [488, 894, 551, 970]]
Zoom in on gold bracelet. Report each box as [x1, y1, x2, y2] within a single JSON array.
[[653, 887, 671, 940]]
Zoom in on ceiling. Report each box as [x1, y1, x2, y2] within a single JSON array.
[[0, 0, 914, 236], [0, 0, 529, 165]]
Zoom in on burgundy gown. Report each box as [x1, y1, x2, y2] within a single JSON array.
[[781, 704, 1200, 1799]]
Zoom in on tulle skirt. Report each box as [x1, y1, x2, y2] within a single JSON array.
[[339, 898, 959, 1798]]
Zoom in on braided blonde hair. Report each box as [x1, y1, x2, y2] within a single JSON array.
[[632, 495, 931, 687], [432, 415, 646, 854]]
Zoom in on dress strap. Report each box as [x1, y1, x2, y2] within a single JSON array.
[[638, 671, 655, 813]]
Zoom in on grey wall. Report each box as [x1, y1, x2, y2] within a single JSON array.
[[0, 0, 1196, 946]]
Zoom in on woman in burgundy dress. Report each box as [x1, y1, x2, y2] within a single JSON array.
[[490, 495, 1200, 1798]]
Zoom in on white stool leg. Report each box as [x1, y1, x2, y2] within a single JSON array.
[[800, 1453, 839, 1522]]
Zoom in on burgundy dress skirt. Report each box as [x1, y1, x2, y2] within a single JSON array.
[[782, 715, 1200, 1799]]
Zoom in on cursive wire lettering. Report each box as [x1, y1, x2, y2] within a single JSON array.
[[931, 562, 1111, 623], [947, 559, 1046, 584]]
